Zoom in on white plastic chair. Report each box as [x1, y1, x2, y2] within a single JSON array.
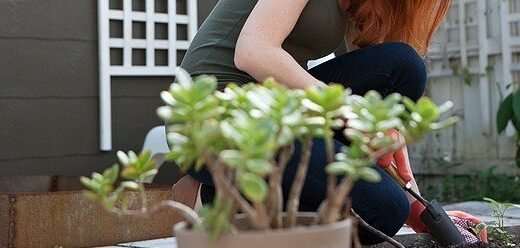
[[141, 125, 170, 182]]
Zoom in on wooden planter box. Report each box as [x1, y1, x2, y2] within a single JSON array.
[[0, 176, 179, 248]]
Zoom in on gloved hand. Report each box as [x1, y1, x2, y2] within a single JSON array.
[[377, 130, 488, 244], [407, 201, 488, 243], [376, 129, 413, 182], [447, 210, 488, 243]]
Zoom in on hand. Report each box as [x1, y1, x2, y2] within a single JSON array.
[[376, 129, 413, 182], [407, 201, 488, 243], [447, 210, 488, 243]]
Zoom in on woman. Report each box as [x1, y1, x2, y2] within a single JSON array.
[[173, 0, 487, 245]]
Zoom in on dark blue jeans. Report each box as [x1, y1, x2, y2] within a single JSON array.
[[187, 42, 427, 245]]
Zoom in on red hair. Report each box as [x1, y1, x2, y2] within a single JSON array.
[[348, 0, 452, 56]]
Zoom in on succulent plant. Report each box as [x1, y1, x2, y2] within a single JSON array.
[[81, 68, 457, 244]]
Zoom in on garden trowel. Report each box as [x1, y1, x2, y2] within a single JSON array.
[[384, 165, 467, 246]]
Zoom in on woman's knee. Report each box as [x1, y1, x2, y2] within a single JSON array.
[[377, 42, 427, 101], [351, 167, 410, 245], [373, 184, 410, 236]]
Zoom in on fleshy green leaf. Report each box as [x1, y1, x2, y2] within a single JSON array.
[[348, 119, 373, 132], [344, 129, 368, 143], [128, 151, 138, 163], [121, 181, 140, 190], [429, 117, 459, 130], [402, 98, 417, 112], [83, 191, 100, 201], [138, 151, 152, 165], [80, 177, 102, 191], [167, 132, 189, 144], [304, 116, 326, 126], [220, 121, 243, 142], [358, 167, 381, 183], [174, 67, 193, 89], [104, 164, 119, 184], [326, 162, 355, 175], [121, 167, 139, 180], [437, 101, 454, 114], [301, 98, 325, 113], [219, 150, 244, 168], [416, 98, 440, 121], [157, 106, 174, 120], [238, 172, 268, 203], [160, 91, 176, 105], [141, 169, 158, 178], [246, 91, 271, 113], [375, 118, 402, 131], [246, 159, 272, 176], [116, 151, 129, 165]]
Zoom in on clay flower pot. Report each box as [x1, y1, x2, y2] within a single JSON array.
[[173, 212, 352, 248]]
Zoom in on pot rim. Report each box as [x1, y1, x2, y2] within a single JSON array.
[[174, 212, 352, 237]]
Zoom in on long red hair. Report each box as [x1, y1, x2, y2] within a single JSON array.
[[347, 0, 452, 56]]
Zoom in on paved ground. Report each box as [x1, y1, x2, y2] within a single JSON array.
[[99, 201, 520, 248]]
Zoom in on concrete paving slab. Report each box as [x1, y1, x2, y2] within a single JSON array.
[[443, 201, 520, 219], [117, 238, 177, 248], [118, 237, 177, 248]]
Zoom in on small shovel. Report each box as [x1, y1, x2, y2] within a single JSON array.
[[384, 165, 466, 246]]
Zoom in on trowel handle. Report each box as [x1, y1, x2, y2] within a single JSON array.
[[384, 165, 408, 188], [385, 165, 431, 208]]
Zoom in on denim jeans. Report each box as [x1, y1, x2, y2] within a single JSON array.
[[187, 42, 427, 245]]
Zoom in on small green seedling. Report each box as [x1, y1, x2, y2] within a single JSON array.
[[475, 197, 520, 247], [80, 151, 158, 213]]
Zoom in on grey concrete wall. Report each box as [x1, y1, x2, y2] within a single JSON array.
[[0, 0, 218, 177]]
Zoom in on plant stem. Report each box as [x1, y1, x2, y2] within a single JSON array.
[[351, 210, 404, 248], [155, 201, 203, 228], [286, 137, 313, 228], [202, 151, 259, 227], [267, 144, 294, 228], [138, 180, 148, 211], [318, 132, 339, 225], [109, 200, 202, 228], [324, 134, 337, 199], [213, 165, 257, 224], [369, 139, 405, 161], [322, 176, 353, 224], [254, 202, 270, 230]]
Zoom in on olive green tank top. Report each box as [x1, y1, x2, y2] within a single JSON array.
[[180, 0, 348, 86]]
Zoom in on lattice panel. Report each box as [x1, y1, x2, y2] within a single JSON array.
[[98, 0, 198, 150], [428, 0, 518, 135]]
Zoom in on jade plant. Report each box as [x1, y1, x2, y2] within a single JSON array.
[[81, 68, 457, 246]]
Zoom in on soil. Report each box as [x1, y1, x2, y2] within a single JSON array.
[[411, 236, 520, 248]]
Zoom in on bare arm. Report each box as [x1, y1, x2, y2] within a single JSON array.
[[234, 0, 324, 89]]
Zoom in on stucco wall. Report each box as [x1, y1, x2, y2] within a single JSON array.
[[0, 0, 218, 177]]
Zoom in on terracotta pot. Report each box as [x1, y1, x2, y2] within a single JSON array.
[[174, 212, 352, 248]]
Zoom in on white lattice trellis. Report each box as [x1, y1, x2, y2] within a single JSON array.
[[428, 0, 518, 136], [98, 0, 198, 151]]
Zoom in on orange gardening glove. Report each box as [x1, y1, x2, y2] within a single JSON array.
[[376, 129, 413, 182]]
